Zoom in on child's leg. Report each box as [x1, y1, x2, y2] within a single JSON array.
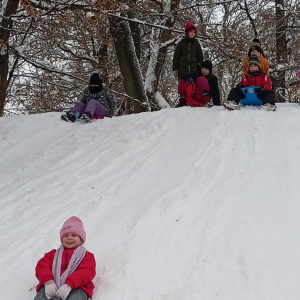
[[85, 99, 106, 118], [257, 90, 275, 105], [69, 102, 87, 115], [194, 77, 209, 104], [65, 288, 88, 300], [178, 79, 187, 97], [34, 287, 48, 300], [227, 88, 245, 104]]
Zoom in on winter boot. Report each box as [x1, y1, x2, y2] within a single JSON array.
[[204, 90, 213, 108], [259, 103, 277, 112], [176, 96, 187, 107], [61, 111, 76, 123], [203, 89, 211, 105], [223, 100, 240, 111], [82, 111, 92, 123], [205, 101, 214, 108]]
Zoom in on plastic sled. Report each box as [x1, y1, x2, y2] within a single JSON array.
[[240, 86, 263, 106], [184, 79, 206, 107]]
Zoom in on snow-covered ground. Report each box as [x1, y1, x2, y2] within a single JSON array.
[[1, 104, 300, 300]]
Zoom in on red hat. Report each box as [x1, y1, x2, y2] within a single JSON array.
[[185, 22, 197, 35], [60, 216, 86, 243]]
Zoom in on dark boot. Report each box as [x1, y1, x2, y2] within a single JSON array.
[[203, 89, 211, 105], [61, 111, 76, 123], [82, 111, 92, 123], [176, 96, 187, 107]]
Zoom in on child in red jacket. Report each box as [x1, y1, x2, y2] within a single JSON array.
[[224, 55, 276, 111], [34, 216, 96, 300]]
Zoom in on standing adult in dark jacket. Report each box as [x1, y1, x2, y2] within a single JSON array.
[[173, 22, 204, 79], [201, 60, 221, 106], [173, 22, 208, 107]]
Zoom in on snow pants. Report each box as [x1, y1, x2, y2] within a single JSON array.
[[227, 88, 275, 105], [178, 77, 209, 106], [34, 286, 88, 300], [70, 99, 106, 118]]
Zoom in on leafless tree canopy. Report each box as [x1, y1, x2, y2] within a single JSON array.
[[1, 0, 300, 116]]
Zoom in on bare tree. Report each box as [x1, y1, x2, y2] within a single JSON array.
[[0, 0, 20, 116]]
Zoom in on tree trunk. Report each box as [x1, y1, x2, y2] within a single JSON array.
[[0, 0, 20, 116], [144, 0, 180, 108], [273, 0, 288, 102], [127, 11, 141, 61], [109, 14, 148, 114]]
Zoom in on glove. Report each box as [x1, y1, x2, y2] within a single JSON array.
[[187, 76, 194, 83], [203, 89, 209, 96], [255, 86, 265, 94], [56, 284, 72, 300], [236, 83, 245, 91], [173, 70, 178, 79], [44, 281, 57, 300]]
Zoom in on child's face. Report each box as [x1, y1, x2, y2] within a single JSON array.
[[249, 64, 260, 72], [201, 67, 210, 76], [62, 233, 83, 248], [188, 30, 196, 39], [250, 50, 260, 57]]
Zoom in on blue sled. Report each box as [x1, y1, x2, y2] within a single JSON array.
[[240, 86, 263, 106]]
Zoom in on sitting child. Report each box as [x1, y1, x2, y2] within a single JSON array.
[[61, 73, 115, 123], [34, 216, 96, 300], [223, 54, 276, 111], [242, 38, 269, 76], [176, 74, 210, 107], [201, 60, 221, 106]]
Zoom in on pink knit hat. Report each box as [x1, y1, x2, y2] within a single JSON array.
[[60, 216, 86, 243], [185, 22, 197, 35]]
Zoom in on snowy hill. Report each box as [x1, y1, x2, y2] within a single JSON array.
[[1, 104, 300, 300]]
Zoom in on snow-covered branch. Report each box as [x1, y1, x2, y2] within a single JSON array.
[[9, 45, 88, 83]]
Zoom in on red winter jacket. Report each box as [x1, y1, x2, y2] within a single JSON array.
[[35, 248, 96, 299], [241, 71, 272, 91]]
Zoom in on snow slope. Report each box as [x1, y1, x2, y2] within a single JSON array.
[[1, 104, 300, 300]]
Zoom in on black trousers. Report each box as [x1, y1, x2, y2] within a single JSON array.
[[227, 88, 275, 105]]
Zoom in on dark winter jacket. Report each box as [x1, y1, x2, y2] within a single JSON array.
[[241, 71, 272, 91], [172, 38, 204, 79], [81, 86, 116, 117], [203, 73, 221, 105], [35, 248, 96, 299]]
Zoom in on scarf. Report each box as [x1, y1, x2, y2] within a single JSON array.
[[89, 85, 102, 94], [52, 245, 87, 300]]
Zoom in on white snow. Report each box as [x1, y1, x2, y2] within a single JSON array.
[[0, 0, 8, 18], [1, 104, 300, 300], [155, 91, 170, 108], [86, 12, 94, 18]]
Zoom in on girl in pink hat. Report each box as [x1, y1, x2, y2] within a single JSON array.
[[34, 217, 96, 300], [172, 22, 210, 107]]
